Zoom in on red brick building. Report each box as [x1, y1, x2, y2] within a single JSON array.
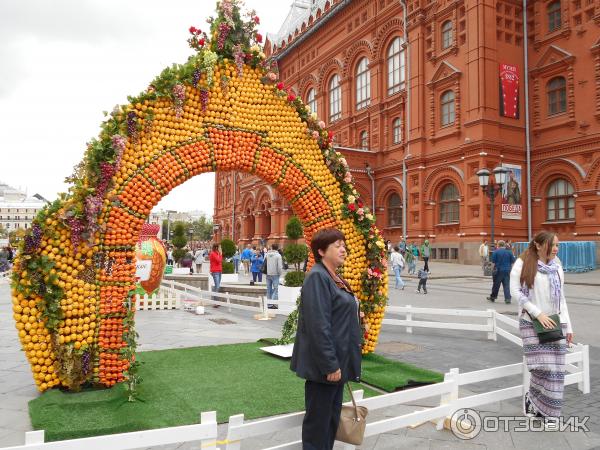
[[214, 0, 600, 263]]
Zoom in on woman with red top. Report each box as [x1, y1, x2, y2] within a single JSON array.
[[209, 243, 223, 294]]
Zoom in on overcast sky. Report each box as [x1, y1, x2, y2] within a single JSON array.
[[0, 0, 291, 215]]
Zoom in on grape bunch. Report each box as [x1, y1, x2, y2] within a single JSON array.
[[217, 22, 231, 50], [173, 84, 186, 118], [23, 223, 42, 253], [200, 88, 210, 112], [81, 350, 91, 376], [126, 111, 138, 141], [67, 217, 85, 251], [192, 68, 201, 88]]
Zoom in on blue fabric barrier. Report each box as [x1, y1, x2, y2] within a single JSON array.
[[512, 241, 597, 273]]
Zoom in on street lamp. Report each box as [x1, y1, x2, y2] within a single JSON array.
[[477, 165, 509, 257], [402, 153, 412, 240], [188, 228, 194, 248]]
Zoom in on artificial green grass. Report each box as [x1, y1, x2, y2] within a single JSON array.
[[28, 342, 442, 441], [360, 353, 444, 392]]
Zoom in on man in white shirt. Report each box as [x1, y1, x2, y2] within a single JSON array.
[[478, 240, 489, 268], [265, 243, 284, 308], [390, 246, 406, 290]]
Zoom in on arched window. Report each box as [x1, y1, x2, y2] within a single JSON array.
[[547, 1, 562, 32], [356, 58, 371, 110], [439, 184, 459, 224], [329, 74, 342, 122], [441, 21, 453, 49], [360, 130, 369, 150], [306, 88, 317, 114], [547, 77, 566, 116], [547, 179, 574, 221], [392, 117, 402, 144], [440, 90, 455, 126], [387, 193, 402, 227], [387, 37, 405, 95]]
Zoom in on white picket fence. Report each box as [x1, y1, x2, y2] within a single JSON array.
[[3, 412, 218, 450], [9, 302, 589, 449]]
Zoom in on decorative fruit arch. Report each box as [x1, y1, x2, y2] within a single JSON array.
[[11, 1, 388, 395]]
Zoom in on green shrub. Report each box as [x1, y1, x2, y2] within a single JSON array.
[[220, 238, 236, 258], [284, 271, 305, 287], [222, 261, 235, 274], [172, 248, 187, 263], [283, 243, 308, 271], [285, 216, 303, 240]]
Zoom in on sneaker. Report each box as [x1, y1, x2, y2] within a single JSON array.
[[486, 296, 496, 302], [424, 291, 428, 294], [267, 304, 278, 309], [505, 300, 512, 304], [401, 286, 405, 290], [416, 290, 420, 293]]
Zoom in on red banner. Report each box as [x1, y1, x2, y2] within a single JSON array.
[[499, 64, 519, 119]]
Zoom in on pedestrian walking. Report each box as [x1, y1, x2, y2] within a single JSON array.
[[250, 249, 264, 283], [232, 249, 241, 274], [510, 231, 573, 423], [416, 266, 429, 294], [265, 243, 283, 308], [399, 239, 407, 256], [194, 248, 204, 274], [209, 243, 223, 294], [290, 228, 362, 450], [390, 246, 406, 290], [167, 248, 174, 266], [405, 246, 416, 275], [487, 240, 516, 303], [420, 240, 431, 272], [479, 240, 489, 269], [241, 244, 253, 275], [181, 249, 194, 274]]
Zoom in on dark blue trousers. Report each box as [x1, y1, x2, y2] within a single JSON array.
[[302, 380, 344, 450], [491, 270, 511, 301]]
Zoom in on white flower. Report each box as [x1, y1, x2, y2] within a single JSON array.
[[339, 157, 348, 166], [365, 213, 373, 221], [347, 195, 355, 204], [376, 240, 385, 249], [259, 52, 266, 59], [318, 120, 326, 129], [250, 44, 260, 52], [310, 112, 318, 120]]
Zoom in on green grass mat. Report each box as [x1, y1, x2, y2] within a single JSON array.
[[29, 342, 442, 441], [28, 342, 375, 441], [360, 353, 444, 392]]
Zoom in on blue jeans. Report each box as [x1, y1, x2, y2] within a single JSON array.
[[266, 275, 280, 300], [233, 260, 240, 273], [393, 265, 405, 288], [211, 272, 222, 292], [252, 271, 263, 282], [491, 270, 511, 301], [408, 261, 416, 274]]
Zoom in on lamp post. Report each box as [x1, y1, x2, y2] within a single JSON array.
[[477, 166, 509, 258], [188, 228, 194, 248], [402, 153, 412, 240]]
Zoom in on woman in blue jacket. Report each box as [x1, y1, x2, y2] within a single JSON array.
[[291, 228, 362, 449], [250, 250, 264, 282]]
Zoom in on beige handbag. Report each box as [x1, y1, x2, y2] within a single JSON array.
[[335, 383, 368, 445]]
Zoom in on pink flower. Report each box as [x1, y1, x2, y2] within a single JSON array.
[[357, 208, 365, 216], [189, 26, 197, 34], [267, 72, 277, 81], [312, 130, 320, 139], [276, 82, 284, 90], [318, 120, 326, 129], [344, 172, 353, 183], [254, 16, 260, 24], [256, 33, 263, 43]]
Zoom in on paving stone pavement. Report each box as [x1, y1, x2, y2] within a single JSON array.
[[1, 275, 599, 450]]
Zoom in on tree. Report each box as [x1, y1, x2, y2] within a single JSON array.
[[171, 223, 188, 262], [9, 229, 26, 246], [283, 216, 307, 286], [191, 215, 214, 241], [0, 224, 7, 239], [161, 219, 169, 241], [285, 216, 303, 240], [220, 238, 236, 258]]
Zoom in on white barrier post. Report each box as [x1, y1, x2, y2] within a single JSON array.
[[487, 309, 497, 341], [578, 344, 590, 394], [226, 292, 231, 313], [436, 368, 459, 430], [200, 410, 218, 449], [225, 414, 244, 450], [406, 305, 413, 334]]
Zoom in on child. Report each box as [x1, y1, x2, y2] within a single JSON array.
[[416, 266, 429, 294], [405, 248, 416, 275]]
